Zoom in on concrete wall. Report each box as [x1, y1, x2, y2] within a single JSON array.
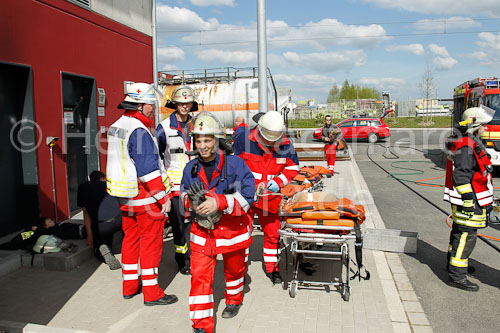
[[92, 0, 153, 36]]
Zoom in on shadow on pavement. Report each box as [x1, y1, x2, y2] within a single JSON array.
[[408, 239, 500, 290], [0, 257, 101, 325]]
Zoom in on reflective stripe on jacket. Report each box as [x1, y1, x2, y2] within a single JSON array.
[[106, 112, 171, 212], [181, 150, 255, 255], [233, 128, 300, 213], [156, 112, 193, 195], [444, 135, 493, 207]]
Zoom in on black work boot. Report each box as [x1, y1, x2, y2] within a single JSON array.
[[447, 278, 479, 292], [144, 294, 179, 306], [265, 271, 282, 284], [193, 328, 207, 333], [221, 303, 242, 319], [180, 265, 191, 275], [99, 244, 122, 270]]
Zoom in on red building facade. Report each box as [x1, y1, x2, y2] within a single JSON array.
[[0, 0, 154, 234]]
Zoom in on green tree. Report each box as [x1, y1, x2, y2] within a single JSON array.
[[327, 85, 340, 103]]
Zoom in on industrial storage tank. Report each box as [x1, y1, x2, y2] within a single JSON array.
[[158, 67, 277, 128]]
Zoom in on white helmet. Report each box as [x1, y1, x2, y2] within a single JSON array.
[[191, 112, 224, 139], [460, 105, 495, 134], [124, 83, 163, 105], [33, 235, 62, 254], [257, 111, 285, 142], [166, 86, 199, 111]]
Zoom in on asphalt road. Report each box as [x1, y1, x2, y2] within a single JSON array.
[[347, 129, 500, 333]]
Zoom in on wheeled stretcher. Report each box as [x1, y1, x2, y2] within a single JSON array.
[[278, 198, 370, 301]]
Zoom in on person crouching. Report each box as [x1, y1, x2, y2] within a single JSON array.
[[181, 112, 255, 333]]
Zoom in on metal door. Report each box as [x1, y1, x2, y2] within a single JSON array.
[[62, 73, 99, 216]]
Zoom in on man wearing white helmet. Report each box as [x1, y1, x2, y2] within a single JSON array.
[[233, 111, 300, 284], [106, 82, 177, 305], [181, 112, 255, 333], [155, 85, 198, 275], [444, 105, 495, 292]]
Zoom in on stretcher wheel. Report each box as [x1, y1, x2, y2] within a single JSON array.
[[289, 281, 297, 298], [342, 284, 350, 302]]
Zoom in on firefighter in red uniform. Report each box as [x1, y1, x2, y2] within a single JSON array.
[[444, 105, 495, 292], [321, 114, 341, 175], [106, 83, 178, 305], [181, 113, 255, 333], [233, 111, 300, 284]]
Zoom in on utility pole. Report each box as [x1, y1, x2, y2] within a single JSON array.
[[257, 0, 268, 114]]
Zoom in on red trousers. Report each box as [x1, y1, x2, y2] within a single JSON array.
[[190, 248, 246, 333], [121, 210, 166, 302], [324, 143, 337, 173], [254, 208, 281, 273]]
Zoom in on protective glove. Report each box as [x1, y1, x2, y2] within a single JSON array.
[[461, 192, 475, 218], [267, 179, 280, 193]]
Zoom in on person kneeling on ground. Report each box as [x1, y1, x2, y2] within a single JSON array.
[[181, 112, 255, 333]]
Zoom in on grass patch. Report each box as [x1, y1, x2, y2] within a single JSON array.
[[289, 116, 452, 128]]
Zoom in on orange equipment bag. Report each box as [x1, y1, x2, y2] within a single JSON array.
[[280, 165, 331, 197]]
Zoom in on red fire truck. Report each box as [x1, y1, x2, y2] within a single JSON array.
[[453, 77, 500, 165]]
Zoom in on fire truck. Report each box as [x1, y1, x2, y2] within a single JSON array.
[[453, 77, 500, 165]]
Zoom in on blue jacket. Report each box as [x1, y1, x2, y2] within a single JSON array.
[[181, 150, 255, 254]]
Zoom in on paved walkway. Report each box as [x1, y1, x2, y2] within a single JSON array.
[[0, 155, 432, 332]]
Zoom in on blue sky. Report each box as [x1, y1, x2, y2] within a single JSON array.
[[156, 0, 500, 103]]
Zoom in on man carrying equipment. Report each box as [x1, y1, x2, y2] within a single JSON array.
[[181, 112, 255, 333], [444, 105, 495, 292], [233, 111, 300, 284], [155, 85, 197, 275], [106, 82, 177, 305], [321, 114, 341, 175]]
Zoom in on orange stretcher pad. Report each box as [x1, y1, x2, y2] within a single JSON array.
[[282, 198, 365, 232]]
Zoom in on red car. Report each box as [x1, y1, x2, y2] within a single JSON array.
[[313, 118, 390, 143]]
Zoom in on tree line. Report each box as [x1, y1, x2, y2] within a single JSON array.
[[326, 80, 381, 103]]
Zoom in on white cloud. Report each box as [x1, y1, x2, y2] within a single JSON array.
[[358, 77, 405, 89], [273, 74, 336, 88], [413, 17, 480, 32], [428, 44, 458, 70], [162, 64, 179, 71], [363, 0, 500, 16], [282, 50, 367, 73], [179, 18, 387, 51], [156, 5, 219, 32], [386, 44, 424, 56], [157, 46, 185, 63], [195, 49, 256, 64], [468, 32, 500, 65], [190, 0, 235, 6]]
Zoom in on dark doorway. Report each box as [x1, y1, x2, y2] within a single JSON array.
[[61, 74, 98, 216], [0, 62, 39, 236]]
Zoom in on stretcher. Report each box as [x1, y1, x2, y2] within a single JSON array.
[[277, 197, 370, 301]]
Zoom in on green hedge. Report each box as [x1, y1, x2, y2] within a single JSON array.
[[288, 116, 452, 128]]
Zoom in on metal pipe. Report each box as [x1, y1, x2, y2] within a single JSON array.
[[49, 146, 58, 222], [152, 0, 159, 126], [257, 0, 268, 113]]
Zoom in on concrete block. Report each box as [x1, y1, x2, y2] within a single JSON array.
[[44, 241, 93, 271], [363, 228, 418, 254], [21, 252, 44, 268], [0, 250, 22, 276]]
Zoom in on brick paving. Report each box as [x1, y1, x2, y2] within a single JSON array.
[[0, 156, 432, 332]]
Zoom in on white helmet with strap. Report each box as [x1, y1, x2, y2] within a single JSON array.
[[165, 86, 199, 111], [191, 111, 224, 139], [257, 111, 285, 142], [119, 82, 164, 110], [460, 105, 495, 134]]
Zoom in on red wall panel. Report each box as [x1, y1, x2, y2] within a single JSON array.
[[0, 0, 154, 220]]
